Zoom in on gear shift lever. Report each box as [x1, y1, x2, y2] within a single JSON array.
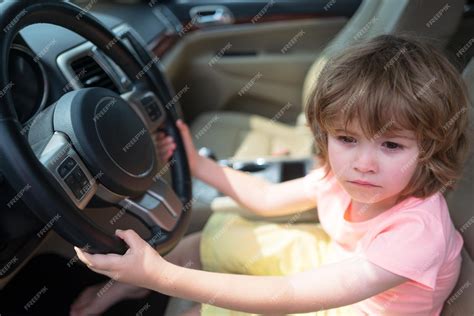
[[198, 147, 218, 161]]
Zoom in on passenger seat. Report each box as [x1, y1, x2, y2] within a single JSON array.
[[440, 57, 474, 315]]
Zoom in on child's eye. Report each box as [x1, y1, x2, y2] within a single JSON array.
[[337, 136, 356, 144], [383, 141, 403, 150]]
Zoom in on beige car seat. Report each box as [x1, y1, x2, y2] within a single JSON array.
[[439, 57, 474, 315], [190, 0, 465, 160]]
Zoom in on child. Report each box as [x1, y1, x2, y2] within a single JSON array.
[[70, 35, 469, 316]]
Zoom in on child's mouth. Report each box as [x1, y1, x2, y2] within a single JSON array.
[[347, 180, 381, 188]]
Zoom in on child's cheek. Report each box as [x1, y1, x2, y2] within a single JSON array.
[[382, 150, 419, 194], [327, 140, 342, 171], [384, 169, 407, 193], [328, 138, 351, 174]]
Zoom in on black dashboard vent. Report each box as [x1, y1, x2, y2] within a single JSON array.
[[70, 55, 119, 93]]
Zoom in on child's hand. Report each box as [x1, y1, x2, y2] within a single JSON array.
[[152, 119, 200, 176], [74, 229, 166, 291]]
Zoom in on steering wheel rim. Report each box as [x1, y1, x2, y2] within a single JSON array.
[[0, 0, 192, 254]]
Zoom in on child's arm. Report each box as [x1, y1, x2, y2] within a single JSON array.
[[155, 120, 317, 217], [75, 230, 408, 314], [157, 256, 407, 314]]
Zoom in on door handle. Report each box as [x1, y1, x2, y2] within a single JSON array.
[[189, 5, 234, 26]]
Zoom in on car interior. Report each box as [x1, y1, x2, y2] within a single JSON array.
[[0, 0, 472, 315]]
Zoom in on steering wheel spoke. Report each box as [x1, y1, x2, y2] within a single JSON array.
[[119, 178, 183, 233], [37, 132, 98, 210], [121, 85, 167, 132]]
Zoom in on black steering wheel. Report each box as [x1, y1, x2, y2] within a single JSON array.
[[0, 0, 192, 254]]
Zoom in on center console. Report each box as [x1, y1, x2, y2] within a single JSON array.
[[226, 157, 314, 183], [193, 157, 316, 204]]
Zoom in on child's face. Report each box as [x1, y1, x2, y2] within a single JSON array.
[[327, 121, 419, 205]]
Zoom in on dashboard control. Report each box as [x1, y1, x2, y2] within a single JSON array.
[[140, 95, 163, 122]]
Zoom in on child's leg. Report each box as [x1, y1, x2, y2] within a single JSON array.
[[164, 231, 202, 270]]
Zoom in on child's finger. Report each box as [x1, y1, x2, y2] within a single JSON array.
[[115, 229, 145, 250], [166, 148, 175, 160], [158, 142, 175, 153], [161, 137, 175, 145], [74, 246, 94, 266], [153, 133, 164, 142], [159, 151, 173, 162], [154, 135, 174, 146], [159, 143, 176, 153], [74, 246, 122, 271], [154, 132, 167, 141], [176, 120, 194, 143], [167, 152, 174, 160], [176, 119, 189, 132]]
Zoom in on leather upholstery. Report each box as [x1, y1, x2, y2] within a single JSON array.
[[192, 111, 314, 160], [440, 58, 474, 315]]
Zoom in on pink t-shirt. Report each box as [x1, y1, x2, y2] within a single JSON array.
[[304, 167, 463, 316]]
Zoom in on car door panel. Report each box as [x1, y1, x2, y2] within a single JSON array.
[[162, 0, 361, 123]]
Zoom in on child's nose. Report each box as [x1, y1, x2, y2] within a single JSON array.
[[352, 148, 378, 173]]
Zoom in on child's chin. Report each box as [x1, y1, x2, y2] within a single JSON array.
[[344, 187, 385, 203]]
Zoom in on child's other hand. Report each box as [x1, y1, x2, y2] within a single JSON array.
[[152, 119, 199, 175], [74, 229, 165, 291]]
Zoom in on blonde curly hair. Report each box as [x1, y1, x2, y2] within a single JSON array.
[[305, 35, 470, 200]]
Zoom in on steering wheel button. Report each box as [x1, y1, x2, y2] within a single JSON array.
[[152, 107, 163, 120], [57, 157, 77, 178], [65, 174, 83, 199], [65, 157, 77, 169], [145, 105, 162, 121], [145, 105, 154, 114], [72, 167, 89, 188], [72, 187, 85, 200], [57, 165, 70, 178], [140, 96, 154, 106], [140, 96, 163, 122], [149, 113, 158, 121], [156, 106, 163, 116]]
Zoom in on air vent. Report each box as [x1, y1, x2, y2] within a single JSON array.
[[70, 55, 119, 93]]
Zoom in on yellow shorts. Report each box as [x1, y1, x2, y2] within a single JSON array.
[[199, 212, 356, 316]]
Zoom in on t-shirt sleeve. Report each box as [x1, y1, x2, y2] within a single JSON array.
[[361, 211, 446, 290], [302, 166, 328, 204]]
